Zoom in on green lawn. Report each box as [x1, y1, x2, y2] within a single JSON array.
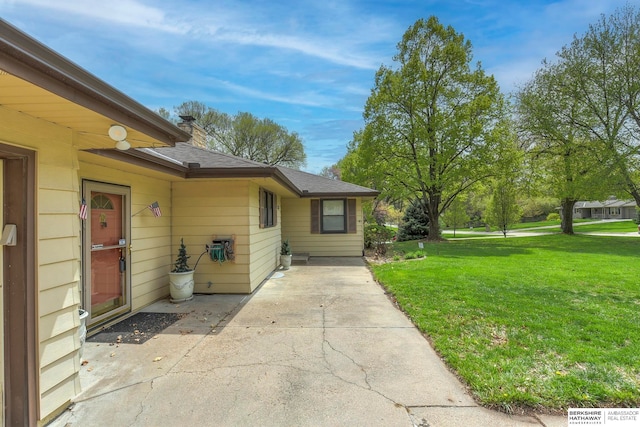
[[494, 219, 591, 230], [516, 220, 637, 234], [574, 220, 638, 233], [372, 235, 640, 414], [444, 219, 637, 236], [509, 220, 563, 229], [442, 233, 493, 239]]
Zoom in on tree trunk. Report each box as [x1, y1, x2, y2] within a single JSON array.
[[561, 199, 576, 234], [427, 197, 441, 241], [627, 187, 640, 208], [617, 162, 640, 207]]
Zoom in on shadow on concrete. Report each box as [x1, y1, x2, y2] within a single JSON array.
[[86, 257, 366, 343], [87, 312, 185, 344], [305, 256, 365, 267]]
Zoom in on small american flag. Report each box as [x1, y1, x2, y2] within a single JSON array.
[[79, 198, 88, 220], [148, 201, 162, 217]]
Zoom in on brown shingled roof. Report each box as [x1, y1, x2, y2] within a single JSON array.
[[275, 166, 379, 197], [145, 142, 270, 169], [131, 142, 379, 198]]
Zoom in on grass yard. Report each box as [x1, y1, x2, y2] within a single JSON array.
[[492, 219, 591, 230], [574, 220, 638, 233], [442, 233, 492, 239], [372, 235, 640, 414], [509, 220, 563, 230], [444, 219, 637, 236], [516, 220, 637, 234]]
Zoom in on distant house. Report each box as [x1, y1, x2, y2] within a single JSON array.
[[0, 19, 378, 425], [573, 198, 637, 220]]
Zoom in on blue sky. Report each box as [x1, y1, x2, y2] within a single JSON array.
[[0, 0, 629, 173]]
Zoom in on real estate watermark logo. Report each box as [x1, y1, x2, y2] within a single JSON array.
[[568, 408, 640, 426]]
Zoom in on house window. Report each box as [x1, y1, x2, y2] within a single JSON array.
[[322, 199, 346, 233], [311, 199, 357, 234], [259, 188, 276, 228]]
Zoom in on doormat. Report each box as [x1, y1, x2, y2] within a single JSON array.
[[87, 312, 185, 345]]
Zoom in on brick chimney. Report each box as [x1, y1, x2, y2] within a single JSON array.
[[177, 115, 208, 149]]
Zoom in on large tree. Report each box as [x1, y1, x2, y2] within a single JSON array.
[[356, 17, 516, 240], [516, 62, 608, 234], [173, 101, 306, 169], [556, 5, 640, 204], [516, 5, 640, 234]]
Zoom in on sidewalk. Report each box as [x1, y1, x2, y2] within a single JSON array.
[[443, 219, 639, 239], [49, 258, 567, 426]]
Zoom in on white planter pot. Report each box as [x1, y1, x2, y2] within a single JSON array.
[[169, 271, 195, 303], [280, 254, 292, 270], [78, 309, 88, 358]]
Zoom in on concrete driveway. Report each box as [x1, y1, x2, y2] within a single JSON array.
[[49, 257, 565, 427]]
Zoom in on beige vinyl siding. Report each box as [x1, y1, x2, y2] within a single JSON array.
[[130, 186, 171, 309], [1, 106, 83, 420], [36, 126, 83, 419], [281, 198, 365, 257], [78, 159, 173, 311], [172, 180, 252, 293], [249, 183, 281, 291]]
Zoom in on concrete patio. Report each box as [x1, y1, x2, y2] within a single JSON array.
[[48, 257, 566, 426]]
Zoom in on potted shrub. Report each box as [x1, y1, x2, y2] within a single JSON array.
[[280, 239, 292, 270], [169, 238, 195, 302]]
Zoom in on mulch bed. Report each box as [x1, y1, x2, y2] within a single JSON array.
[[87, 312, 186, 345]]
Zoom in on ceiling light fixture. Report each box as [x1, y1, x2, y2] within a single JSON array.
[[108, 124, 130, 150], [115, 139, 131, 150]]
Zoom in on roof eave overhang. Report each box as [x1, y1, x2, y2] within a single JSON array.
[[85, 149, 187, 177], [187, 167, 303, 195], [0, 19, 190, 146], [299, 192, 380, 198], [181, 168, 380, 198], [86, 149, 302, 193], [84, 148, 380, 199]]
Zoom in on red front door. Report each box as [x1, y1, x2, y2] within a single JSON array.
[[83, 181, 131, 326]]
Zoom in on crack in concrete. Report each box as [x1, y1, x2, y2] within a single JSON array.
[[317, 297, 412, 420], [131, 378, 154, 426]]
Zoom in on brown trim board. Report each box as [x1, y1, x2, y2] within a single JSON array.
[[1, 143, 38, 426]]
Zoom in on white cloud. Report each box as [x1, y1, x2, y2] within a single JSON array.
[[11, 0, 189, 33], [207, 28, 380, 70], [209, 78, 338, 108], [7, 0, 395, 70]]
